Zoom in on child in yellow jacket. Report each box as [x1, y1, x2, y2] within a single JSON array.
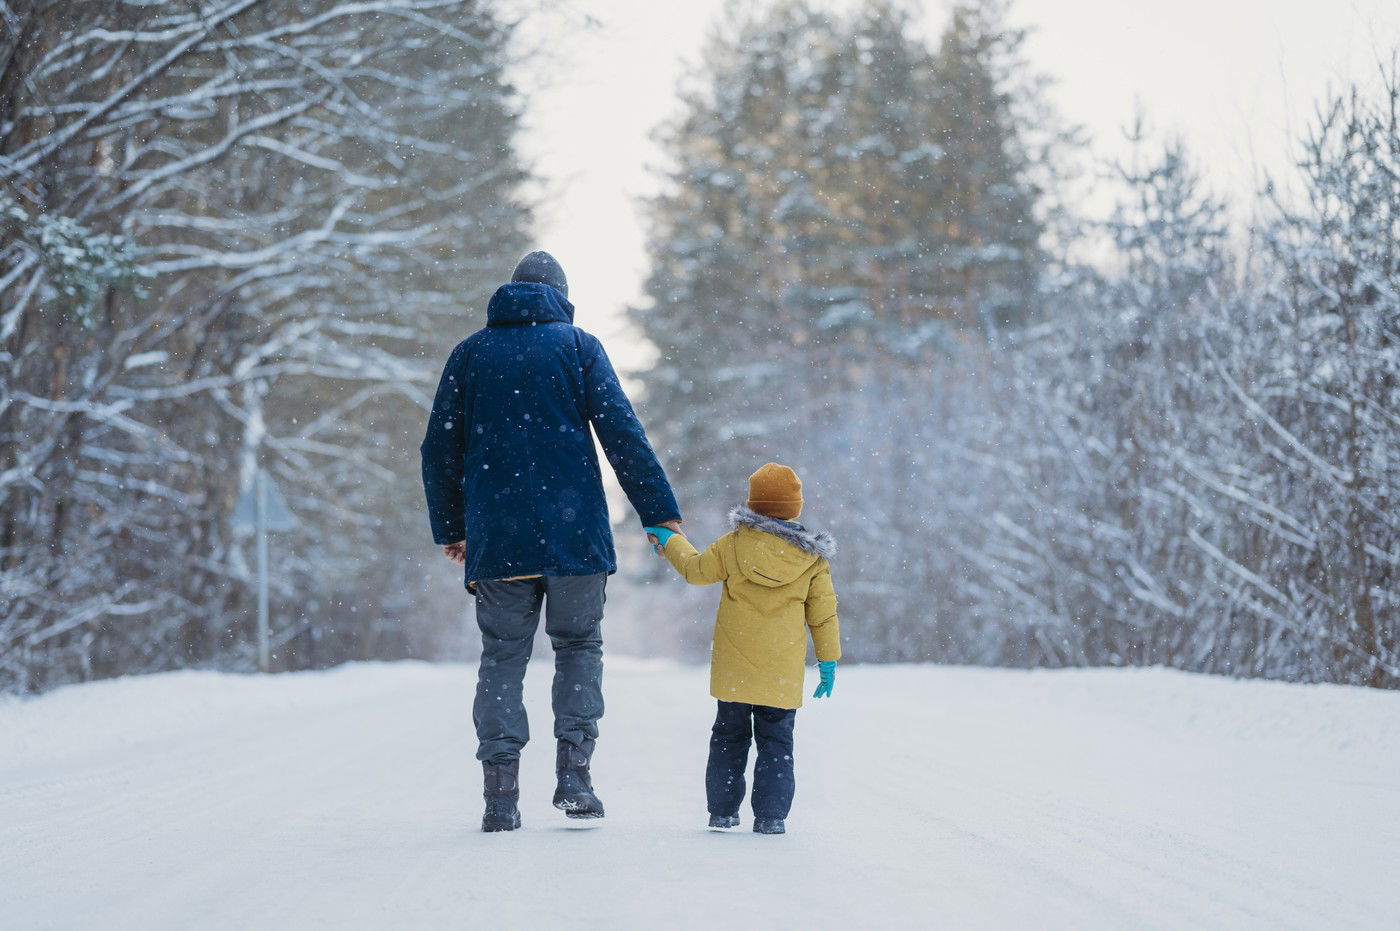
[[645, 463, 840, 835]]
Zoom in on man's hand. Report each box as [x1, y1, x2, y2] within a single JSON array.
[[442, 541, 466, 565]]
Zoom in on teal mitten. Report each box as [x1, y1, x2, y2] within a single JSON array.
[[813, 661, 836, 699], [643, 526, 677, 555]]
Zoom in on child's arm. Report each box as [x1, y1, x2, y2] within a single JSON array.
[[646, 528, 729, 586], [805, 561, 841, 663]]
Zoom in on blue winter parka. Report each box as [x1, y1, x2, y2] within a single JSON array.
[[420, 282, 680, 585]]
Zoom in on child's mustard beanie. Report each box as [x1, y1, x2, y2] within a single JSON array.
[[747, 463, 803, 520]]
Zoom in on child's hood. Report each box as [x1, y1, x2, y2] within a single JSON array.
[[727, 506, 837, 588]]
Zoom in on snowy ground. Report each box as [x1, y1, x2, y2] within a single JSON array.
[[2, 661, 1397, 930]]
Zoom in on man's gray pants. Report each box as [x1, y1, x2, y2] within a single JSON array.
[[473, 573, 607, 764]]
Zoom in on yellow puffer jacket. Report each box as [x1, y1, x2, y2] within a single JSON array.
[[659, 506, 840, 710]]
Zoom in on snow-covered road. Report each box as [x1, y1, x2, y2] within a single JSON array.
[[2, 661, 1396, 930]]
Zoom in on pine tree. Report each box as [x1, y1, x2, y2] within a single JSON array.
[[634, 0, 1050, 504], [925, 0, 1045, 335], [631, 0, 1057, 658]]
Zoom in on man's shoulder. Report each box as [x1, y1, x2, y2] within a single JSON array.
[[535, 324, 603, 362], [567, 324, 601, 347], [428, 337, 469, 375], [452, 328, 494, 359], [439, 332, 473, 355]]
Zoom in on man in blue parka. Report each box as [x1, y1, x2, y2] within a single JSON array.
[[420, 251, 681, 832]]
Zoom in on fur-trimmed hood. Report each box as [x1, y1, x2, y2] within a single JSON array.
[[728, 506, 836, 560]]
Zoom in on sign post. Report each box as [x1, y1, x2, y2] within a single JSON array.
[[255, 471, 270, 673], [232, 468, 297, 672]]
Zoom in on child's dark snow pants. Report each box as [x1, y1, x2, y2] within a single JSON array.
[[472, 573, 607, 764], [706, 700, 796, 820]]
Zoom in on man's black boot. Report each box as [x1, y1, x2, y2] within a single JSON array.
[[552, 738, 605, 819], [482, 760, 521, 833]]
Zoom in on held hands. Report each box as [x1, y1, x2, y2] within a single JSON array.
[[644, 520, 683, 557], [813, 661, 837, 699], [442, 541, 466, 566]]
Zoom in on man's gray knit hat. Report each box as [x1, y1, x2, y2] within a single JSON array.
[[511, 250, 568, 298]]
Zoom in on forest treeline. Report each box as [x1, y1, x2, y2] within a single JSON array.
[[3, 0, 1395, 692], [1, 0, 528, 690], [634, 1, 1398, 688]]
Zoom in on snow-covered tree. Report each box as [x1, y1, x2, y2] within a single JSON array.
[[0, 0, 529, 690], [631, 0, 1057, 659], [955, 91, 1399, 686], [1252, 79, 1400, 686], [631, 2, 1397, 688]]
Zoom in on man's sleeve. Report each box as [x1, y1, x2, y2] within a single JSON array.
[[580, 334, 681, 527], [420, 344, 469, 545]]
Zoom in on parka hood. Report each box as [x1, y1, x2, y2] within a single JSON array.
[[487, 281, 575, 327], [727, 505, 836, 588]]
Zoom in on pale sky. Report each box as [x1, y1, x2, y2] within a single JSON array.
[[510, 0, 1400, 374]]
